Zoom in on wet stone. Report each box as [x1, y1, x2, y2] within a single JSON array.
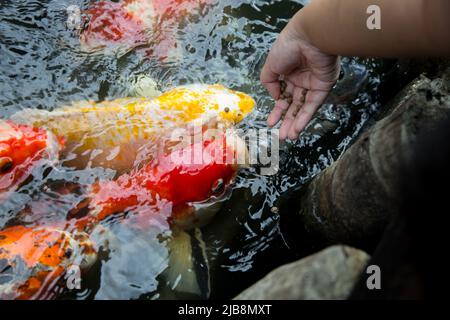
[[234, 245, 370, 300]]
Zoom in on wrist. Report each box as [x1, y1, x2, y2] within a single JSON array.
[[284, 6, 312, 44]]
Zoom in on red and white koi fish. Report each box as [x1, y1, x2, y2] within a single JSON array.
[[0, 121, 63, 200], [75, 132, 247, 229], [80, 0, 213, 60]]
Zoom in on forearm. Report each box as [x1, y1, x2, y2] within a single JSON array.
[[286, 0, 450, 57]]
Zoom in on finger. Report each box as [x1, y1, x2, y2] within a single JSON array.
[[267, 99, 290, 127], [279, 95, 304, 140], [289, 90, 329, 139], [260, 60, 281, 99], [267, 80, 295, 127], [292, 86, 306, 104], [286, 88, 307, 140], [279, 113, 293, 141], [283, 80, 295, 96]]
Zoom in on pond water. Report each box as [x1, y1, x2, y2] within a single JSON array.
[[1, 0, 400, 299]]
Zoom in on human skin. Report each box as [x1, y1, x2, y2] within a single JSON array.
[[260, 0, 450, 140]]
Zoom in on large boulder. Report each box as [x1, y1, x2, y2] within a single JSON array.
[[234, 245, 369, 300], [287, 70, 450, 249]]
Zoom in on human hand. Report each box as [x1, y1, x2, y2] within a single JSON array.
[[260, 25, 341, 140]]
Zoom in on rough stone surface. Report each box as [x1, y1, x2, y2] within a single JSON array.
[[295, 70, 450, 248], [234, 245, 370, 300]]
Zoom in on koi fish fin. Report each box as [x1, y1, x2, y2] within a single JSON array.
[[127, 75, 161, 99], [161, 228, 210, 299]]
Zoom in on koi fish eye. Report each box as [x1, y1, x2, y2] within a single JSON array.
[[211, 178, 224, 196], [64, 248, 73, 259], [0, 157, 13, 173]]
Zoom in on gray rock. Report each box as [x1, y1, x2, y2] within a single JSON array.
[[234, 245, 369, 300], [294, 70, 450, 247]]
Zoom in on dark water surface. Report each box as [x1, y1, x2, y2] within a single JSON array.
[[1, 0, 401, 299]]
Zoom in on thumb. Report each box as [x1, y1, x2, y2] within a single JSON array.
[[260, 60, 281, 100]]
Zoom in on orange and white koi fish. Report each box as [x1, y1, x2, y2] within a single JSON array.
[[80, 0, 213, 60], [0, 225, 96, 300], [11, 84, 254, 174]]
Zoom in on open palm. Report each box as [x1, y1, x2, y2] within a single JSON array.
[[261, 30, 340, 140]]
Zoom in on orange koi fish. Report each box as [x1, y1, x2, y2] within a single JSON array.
[[0, 225, 96, 300]]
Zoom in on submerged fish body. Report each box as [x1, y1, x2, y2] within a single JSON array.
[[80, 0, 213, 59], [0, 132, 248, 299], [79, 132, 247, 228], [0, 225, 96, 300], [0, 121, 62, 199], [81, 0, 148, 53], [11, 84, 255, 174]]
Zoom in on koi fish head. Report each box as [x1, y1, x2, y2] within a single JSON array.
[[0, 120, 62, 198], [139, 132, 249, 228], [155, 84, 256, 127], [157, 132, 247, 203], [0, 225, 96, 300], [85, 132, 248, 229]]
